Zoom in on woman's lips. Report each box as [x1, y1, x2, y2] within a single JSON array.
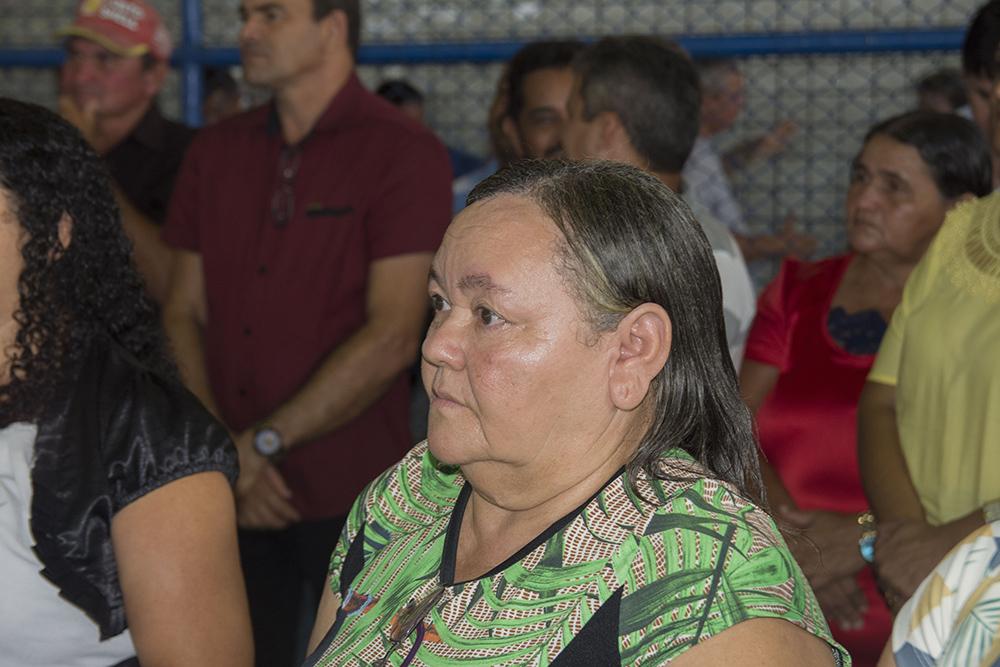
[[431, 387, 463, 407]]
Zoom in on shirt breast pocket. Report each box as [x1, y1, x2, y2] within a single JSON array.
[[305, 204, 354, 219]]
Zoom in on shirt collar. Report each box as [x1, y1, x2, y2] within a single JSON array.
[[265, 71, 363, 141], [127, 103, 168, 151]]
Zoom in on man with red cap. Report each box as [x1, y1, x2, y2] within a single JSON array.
[[59, 0, 193, 303]]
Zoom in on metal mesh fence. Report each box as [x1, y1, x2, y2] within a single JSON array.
[[0, 0, 985, 283]]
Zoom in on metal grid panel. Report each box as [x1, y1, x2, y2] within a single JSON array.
[[360, 49, 959, 282], [192, 0, 979, 45], [0, 0, 985, 283], [730, 51, 959, 276]]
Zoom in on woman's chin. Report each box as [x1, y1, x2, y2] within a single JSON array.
[[426, 429, 463, 466]]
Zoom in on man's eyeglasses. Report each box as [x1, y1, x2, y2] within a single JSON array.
[[271, 146, 301, 228]]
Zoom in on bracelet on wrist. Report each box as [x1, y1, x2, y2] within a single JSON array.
[[983, 499, 1000, 524], [857, 510, 877, 564]]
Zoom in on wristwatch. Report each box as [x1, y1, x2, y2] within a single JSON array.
[[252, 426, 285, 461]]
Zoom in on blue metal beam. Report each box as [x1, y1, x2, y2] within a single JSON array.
[[2, 26, 967, 125], [0, 48, 64, 67], [1, 27, 966, 71]]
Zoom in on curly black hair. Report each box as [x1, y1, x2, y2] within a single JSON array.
[[0, 97, 172, 426]]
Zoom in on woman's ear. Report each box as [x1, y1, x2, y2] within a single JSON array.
[[318, 8, 350, 49], [608, 303, 672, 411]]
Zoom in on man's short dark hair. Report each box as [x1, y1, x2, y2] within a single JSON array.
[[313, 0, 361, 58], [376, 79, 423, 106], [963, 0, 1000, 78], [504, 40, 585, 120], [916, 68, 969, 110], [205, 66, 239, 98], [574, 36, 701, 174]]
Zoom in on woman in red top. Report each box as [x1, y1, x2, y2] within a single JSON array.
[[739, 110, 991, 666]]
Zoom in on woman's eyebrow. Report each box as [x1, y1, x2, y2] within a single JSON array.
[[457, 273, 511, 295], [428, 267, 511, 295]]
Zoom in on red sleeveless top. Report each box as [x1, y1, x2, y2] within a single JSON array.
[[745, 255, 890, 667]]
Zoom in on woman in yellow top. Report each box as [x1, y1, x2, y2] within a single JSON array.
[[858, 191, 1000, 612]]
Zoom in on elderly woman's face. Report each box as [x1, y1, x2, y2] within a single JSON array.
[[846, 134, 950, 264], [421, 194, 620, 475], [0, 189, 23, 335]]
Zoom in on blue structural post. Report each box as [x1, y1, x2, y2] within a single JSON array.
[[180, 0, 203, 126]]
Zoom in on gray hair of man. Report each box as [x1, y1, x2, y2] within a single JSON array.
[[695, 58, 742, 95]]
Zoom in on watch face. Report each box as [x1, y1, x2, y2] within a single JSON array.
[[254, 428, 282, 457]]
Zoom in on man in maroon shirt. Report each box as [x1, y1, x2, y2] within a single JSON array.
[[161, 1, 452, 664]]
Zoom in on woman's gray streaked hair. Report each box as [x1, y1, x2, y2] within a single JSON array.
[[467, 159, 763, 504]]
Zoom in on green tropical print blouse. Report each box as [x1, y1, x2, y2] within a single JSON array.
[[305, 442, 848, 666]]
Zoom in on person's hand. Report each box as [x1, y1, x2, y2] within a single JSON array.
[[740, 232, 788, 260], [873, 519, 956, 611], [57, 93, 99, 149], [814, 577, 868, 631], [778, 506, 866, 591], [751, 120, 798, 162], [233, 430, 301, 530]]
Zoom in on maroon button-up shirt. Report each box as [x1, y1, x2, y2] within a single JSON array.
[[163, 73, 452, 519]]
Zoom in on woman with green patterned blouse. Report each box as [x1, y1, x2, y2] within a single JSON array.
[[304, 160, 849, 666]]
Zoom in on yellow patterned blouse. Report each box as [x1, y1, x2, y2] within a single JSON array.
[[869, 193, 1000, 525]]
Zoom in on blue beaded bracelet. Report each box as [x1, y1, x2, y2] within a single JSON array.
[[857, 511, 877, 563]]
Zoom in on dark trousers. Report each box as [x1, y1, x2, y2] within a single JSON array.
[[239, 516, 346, 667]]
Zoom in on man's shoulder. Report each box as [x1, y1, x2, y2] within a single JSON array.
[[188, 105, 270, 151], [346, 88, 447, 151], [685, 195, 739, 255]]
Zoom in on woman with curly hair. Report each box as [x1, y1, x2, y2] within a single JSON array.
[[0, 98, 252, 665]]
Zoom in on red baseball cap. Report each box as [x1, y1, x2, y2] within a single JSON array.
[[59, 0, 172, 61]]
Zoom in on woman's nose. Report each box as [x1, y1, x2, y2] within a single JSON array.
[[853, 182, 882, 211], [421, 312, 465, 371]]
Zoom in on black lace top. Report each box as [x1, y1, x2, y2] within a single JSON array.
[[28, 335, 238, 641]]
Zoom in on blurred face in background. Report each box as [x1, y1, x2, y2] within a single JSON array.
[[60, 38, 163, 118], [845, 134, 950, 265], [700, 70, 745, 136], [964, 73, 992, 137], [238, 0, 333, 90], [502, 66, 575, 159]]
